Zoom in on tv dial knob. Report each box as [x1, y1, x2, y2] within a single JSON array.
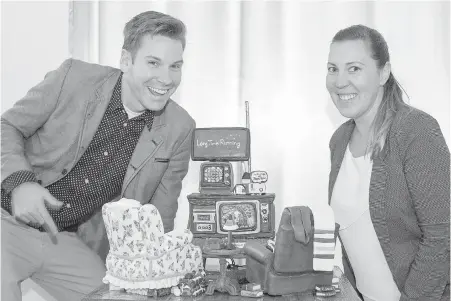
[[225, 173, 230, 177], [262, 209, 268, 214]]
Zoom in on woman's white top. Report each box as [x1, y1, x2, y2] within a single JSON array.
[[330, 145, 401, 301]]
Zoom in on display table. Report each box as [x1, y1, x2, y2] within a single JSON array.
[[83, 266, 361, 300], [202, 247, 246, 296]]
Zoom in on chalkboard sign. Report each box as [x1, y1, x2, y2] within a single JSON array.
[[192, 127, 250, 161]]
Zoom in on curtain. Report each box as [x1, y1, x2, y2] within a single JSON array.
[[69, 1, 450, 268]]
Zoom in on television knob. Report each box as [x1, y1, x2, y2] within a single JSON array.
[[225, 180, 230, 184], [262, 209, 267, 214], [225, 173, 230, 177]]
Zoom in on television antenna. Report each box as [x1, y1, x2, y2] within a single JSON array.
[[245, 101, 251, 173]]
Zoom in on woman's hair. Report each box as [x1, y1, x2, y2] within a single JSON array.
[[122, 11, 186, 61], [332, 25, 410, 158]]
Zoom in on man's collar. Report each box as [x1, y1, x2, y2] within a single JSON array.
[[139, 110, 155, 131], [109, 72, 124, 112]]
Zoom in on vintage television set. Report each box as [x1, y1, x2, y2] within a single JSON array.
[[187, 193, 275, 248], [187, 126, 275, 248]]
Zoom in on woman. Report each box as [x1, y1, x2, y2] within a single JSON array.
[[327, 25, 450, 301]]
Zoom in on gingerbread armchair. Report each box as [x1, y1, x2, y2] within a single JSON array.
[[101, 198, 203, 294]]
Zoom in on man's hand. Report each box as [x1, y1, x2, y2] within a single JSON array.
[[11, 182, 63, 236]]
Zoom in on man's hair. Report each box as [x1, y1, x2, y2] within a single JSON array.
[[122, 11, 186, 60]]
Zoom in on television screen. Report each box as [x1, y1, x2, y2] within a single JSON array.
[[218, 202, 258, 232], [203, 166, 224, 183]]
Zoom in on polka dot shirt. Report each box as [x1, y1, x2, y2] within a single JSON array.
[[1, 73, 154, 232]]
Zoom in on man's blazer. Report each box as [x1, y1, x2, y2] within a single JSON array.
[[1, 59, 195, 261]]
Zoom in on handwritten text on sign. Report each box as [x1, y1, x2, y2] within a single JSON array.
[[196, 137, 241, 149], [192, 128, 250, 161], [251, 171, 268, 183]]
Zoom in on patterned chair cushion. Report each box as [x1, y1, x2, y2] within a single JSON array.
[[102, 198, 203, 291]]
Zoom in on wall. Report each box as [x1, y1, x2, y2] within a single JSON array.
[[1, 1, 69, 112], [1, 2, 69, 300]]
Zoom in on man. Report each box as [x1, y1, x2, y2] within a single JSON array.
[[1, 11, 195, 301]]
